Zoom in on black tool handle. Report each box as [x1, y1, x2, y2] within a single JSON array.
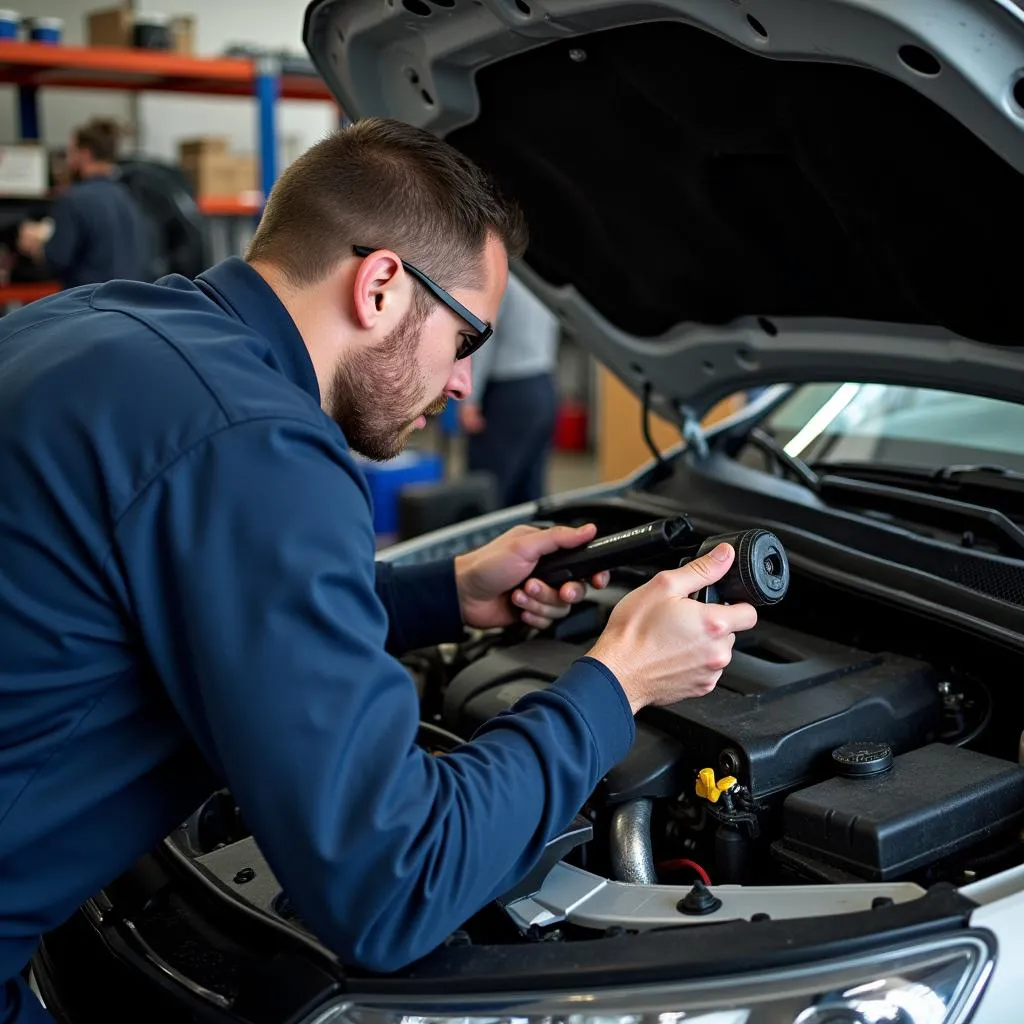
[[689, 529, 790, 606], [529, 516, 695, 587]]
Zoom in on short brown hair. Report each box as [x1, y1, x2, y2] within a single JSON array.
[[74, 118, 123, 163], [245, 118, 527, 292]]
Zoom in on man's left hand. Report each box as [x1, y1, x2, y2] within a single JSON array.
[[454, 523, 611, 631]]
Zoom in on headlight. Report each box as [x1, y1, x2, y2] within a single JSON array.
[[301, 933, 993, 1024]]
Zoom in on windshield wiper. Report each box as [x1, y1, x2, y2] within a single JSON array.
[[741, 434, 1024, 554], [933, 463, 1024, 484], [745, 428, 821, 491], [814, 461, 1024, 515], [814, 471, 1024, 558]]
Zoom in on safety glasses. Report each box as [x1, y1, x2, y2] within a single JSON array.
[[352, 246, 492, 360]]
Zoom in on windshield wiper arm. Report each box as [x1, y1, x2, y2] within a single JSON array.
[[746, 428, 821, 491], [934, 463, 1024, 484], [816, 461, 1024, 509], [815, 473, 1024, 558]]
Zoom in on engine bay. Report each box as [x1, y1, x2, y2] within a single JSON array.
[[164, 497, 1024, 960], [441, 608, 1024, 901], [402, 498, 1024, 943]]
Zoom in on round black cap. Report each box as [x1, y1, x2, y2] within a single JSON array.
[[832, 741, 894, 778]]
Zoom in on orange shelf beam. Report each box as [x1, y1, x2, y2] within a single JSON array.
[[198, 195, 263, 216], [0, 281, 60, 303], [0, 41, 333, 100]]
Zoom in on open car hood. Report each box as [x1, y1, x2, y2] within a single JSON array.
[[303, 0, 1024, 422]]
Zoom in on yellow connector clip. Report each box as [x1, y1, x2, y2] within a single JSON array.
[[695, 767, 738, 804]]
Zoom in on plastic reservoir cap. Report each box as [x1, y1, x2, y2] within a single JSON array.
[[832, 741, 894, 778]]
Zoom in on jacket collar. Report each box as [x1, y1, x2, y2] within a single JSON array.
[[196, 257, 321, 405]]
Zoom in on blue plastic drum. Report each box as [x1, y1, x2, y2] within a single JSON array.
[[0, 10, 20, 39], [26, 16, 62, 44]]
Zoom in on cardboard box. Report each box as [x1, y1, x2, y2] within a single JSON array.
[[181, 152, 257, 198], [178, 137, 229, 162], [0, 145, 48, 198], [87, 6, 133, 48], [169, 15, 194, 55]]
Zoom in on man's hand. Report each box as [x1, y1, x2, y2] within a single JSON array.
[[459, 403, 487, 435], [588, 543, 758, 714], [17, 220, 49, 261], [454, 523, 611, 630]]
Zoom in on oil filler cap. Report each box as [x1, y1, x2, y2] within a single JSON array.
[[832, 741, 893, 778]]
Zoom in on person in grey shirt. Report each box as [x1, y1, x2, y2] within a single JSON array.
[[460, 271, 561, 505]]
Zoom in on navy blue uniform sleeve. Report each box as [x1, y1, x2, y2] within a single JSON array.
[[42, 194, 81, 278], [110, 417, 635, 973], [374, 558, 466, 654]]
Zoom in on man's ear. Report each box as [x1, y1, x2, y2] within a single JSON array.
[[350, 249, 410, 330]]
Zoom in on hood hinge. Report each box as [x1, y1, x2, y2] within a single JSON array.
[[677, 403, 710, 461]]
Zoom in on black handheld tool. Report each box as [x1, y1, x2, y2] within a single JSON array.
[[530, 516, 697, 587], [530, 517, 790, 607]]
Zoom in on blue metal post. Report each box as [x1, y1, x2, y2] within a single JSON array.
[[18, 85, 39, 141], [254, 56, 280, 204]]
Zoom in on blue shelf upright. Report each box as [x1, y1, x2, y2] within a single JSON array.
[[18, 84, 39, 140], [254, 56, 280, 204]]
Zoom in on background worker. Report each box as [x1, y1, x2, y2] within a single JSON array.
[[16, 117, 146, 289], [460, 272, 561, 505]]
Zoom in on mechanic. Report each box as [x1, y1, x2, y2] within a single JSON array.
[[0, 118, 758, 1024], [16, 117, 145, 289]]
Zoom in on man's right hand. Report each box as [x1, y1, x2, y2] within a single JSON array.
[[587, 543, 758, 714]]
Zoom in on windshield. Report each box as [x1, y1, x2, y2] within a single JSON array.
[[761, 384, 1024, 474]]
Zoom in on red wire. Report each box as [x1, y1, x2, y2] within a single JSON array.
[[656, 858, 712, 885]]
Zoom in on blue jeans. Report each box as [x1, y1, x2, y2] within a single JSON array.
[[467, 373, 558, 507]]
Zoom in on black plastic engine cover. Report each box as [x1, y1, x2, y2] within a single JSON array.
[[777, 743, 1024, 880], [644, 623, 942, 799], [443, 624, 942, 802]]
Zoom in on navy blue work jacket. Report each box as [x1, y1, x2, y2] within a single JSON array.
[[0, 259, 634, 1022]]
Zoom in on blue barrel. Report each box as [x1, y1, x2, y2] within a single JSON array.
[[0, 11, 20, 38], [357, 450, 444, 537], [26, 16, 62, 43]]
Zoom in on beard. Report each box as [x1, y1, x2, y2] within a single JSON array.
[[325, 309, 448, 462]]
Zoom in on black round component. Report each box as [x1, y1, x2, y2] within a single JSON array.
[[697, 529, 790, 606], [676, 879, 722, 916], [736, 529, 789, 605], [832, 741, 894, 777]]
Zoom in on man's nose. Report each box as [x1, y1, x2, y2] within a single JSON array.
[[446, 357, 473, 402]]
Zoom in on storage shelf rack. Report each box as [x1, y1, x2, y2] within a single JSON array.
[[0, 40, 336, 302]]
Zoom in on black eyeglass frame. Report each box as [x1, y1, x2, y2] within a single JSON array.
[[352, 245, 492, 360]]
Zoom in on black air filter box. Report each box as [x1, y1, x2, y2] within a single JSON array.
[[779, 743, 1024, 880]]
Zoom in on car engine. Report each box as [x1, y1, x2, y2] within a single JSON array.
[[402, 503, 1024, 943], [443, 620, 953, 884]]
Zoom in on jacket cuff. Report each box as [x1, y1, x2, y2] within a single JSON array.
[[379, 558, 466, 653]]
